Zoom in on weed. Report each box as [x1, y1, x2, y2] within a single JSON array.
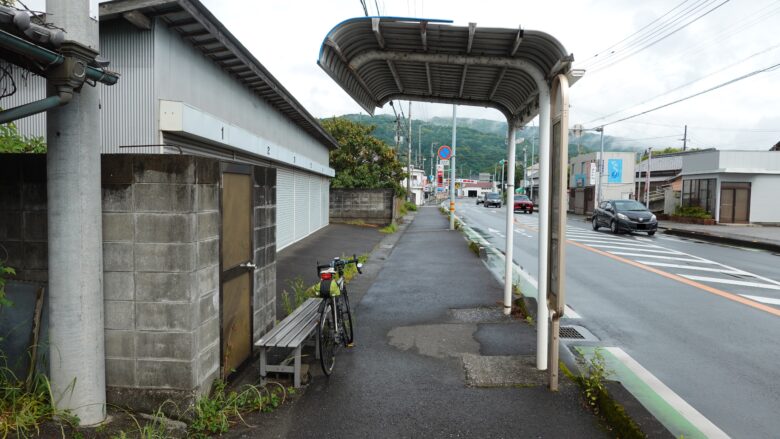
[[379, 222, 397, 234], [524, 316, 535, 326], [403, 201, 417, 212], [578, 348, 611, 412], [467, 240, 481, 256], [281, 277, 318, 316], [344, 219, 366, 226]]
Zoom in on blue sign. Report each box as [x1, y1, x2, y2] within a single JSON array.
[[607, 159, 623, 183], [437, 145, 452, 160]]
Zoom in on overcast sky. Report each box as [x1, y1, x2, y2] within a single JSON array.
[[30, 0, 780, 149]]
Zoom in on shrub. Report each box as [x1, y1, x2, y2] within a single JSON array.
[[674, 206, 712, 219], [403, 201, 417, 212], [379, 222, 397, 234]]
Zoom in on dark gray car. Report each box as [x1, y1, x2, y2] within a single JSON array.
[[484, 192, 502, 208], [592, 199, 657, 235]]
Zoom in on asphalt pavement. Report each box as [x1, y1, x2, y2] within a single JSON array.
[[231, 206, 606, 438], [456, 199, 780, 439]]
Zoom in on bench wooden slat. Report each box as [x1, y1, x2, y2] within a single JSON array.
[[256, 298, 321, 347], [278, 312, 320, 348]]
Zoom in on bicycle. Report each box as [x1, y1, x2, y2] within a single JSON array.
[[315, 255, 362, 375]]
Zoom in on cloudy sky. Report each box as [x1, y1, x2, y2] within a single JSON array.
[[30, 0, 780, 149]]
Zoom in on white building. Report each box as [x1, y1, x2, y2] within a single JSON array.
[[401, 166, 427, 206], [681, 150, 780, 224], [569, 152, 636, 214]]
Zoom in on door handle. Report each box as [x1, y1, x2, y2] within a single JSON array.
[[240, 261, 257, 269]]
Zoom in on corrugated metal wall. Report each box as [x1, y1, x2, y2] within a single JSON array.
[[0, 66, 46, 138], [99, 20, 156, 153]]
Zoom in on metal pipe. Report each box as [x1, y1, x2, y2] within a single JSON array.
[[0, 29, 118, 85], [536, 83, 551, 371], [407, 102, 412, 202], [503, 124, 517, 315], [0, 92, 69, 124], [449, 105, 457, 229], [598, 127, 604, 206], [46, 0, 106, 425]]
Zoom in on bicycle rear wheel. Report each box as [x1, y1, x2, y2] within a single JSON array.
[[317, 299, 336, 375], [339, 290, 354, 346]]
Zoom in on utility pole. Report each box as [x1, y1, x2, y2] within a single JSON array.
[[46, 0, 106, 425], [523, 146, 528, 194], [418, 124, 422, 168], [500, 160, 505, 197], [407, 102, 412, 202], [596, 126, 605, 206], [645, 147, 653, 207], [682, 124, 688, 151], [449, 105, 457, 230]]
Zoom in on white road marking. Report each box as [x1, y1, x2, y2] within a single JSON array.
[[739, 294, 780, 306], [679, 275, 780, 291], [570, 237, 653, 246], [638, 261, 747, 275], [604, 347, 730, 439], [488, 227, 501, 234], [588, 245, 685, 254], [608, 252, 719, 264]]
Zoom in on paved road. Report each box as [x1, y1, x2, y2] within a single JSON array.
[[456, 199, 780, 439]]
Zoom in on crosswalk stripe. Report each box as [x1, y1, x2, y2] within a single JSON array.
[[678, 275, 780, 290], [739, 294, 780, 306], [573, 239, 660, 248], [637, 261, 747, 274], [588, 245, 684, 254], [608, 252, 718, 264]]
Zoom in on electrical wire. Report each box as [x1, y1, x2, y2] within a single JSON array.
[[359, 0, 369, 16], [373, 0, 381, 15], [590, 60, 780, 128]]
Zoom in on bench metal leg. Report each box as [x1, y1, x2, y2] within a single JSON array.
[[259, 348, 267, 384], [294, 345, 302, 388], [315, 333, 320, 359]]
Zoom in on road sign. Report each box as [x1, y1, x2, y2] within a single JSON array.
[[437, 145, 452, 160], [440, 159, 449, 166]]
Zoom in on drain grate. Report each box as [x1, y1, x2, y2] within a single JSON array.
[[559, 326, 585, 339]]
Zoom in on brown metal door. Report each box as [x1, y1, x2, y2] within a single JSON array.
[[720, 183, 751, 224], [734, 187, 750, 223], [719, 187, 734, 223], [221, 169, 254, 377]]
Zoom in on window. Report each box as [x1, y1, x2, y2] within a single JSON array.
[[682, 178, 716, 215]]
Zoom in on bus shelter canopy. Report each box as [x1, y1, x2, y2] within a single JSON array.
[[318, 16, 582, 125]]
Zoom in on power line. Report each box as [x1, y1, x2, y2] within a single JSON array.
[[590, 60, 780, 128], [611, 134, 684, 143], [373, 0, 381, 15], [358, 0, 369, 16], [621, 120, 780, 133]]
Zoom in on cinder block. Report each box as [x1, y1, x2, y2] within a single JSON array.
[[106, 358, 136, 387], [104, 242, 134, 272], [134, 184, 195, 213], [196, 212, 219, 240], [134, 243, 195, 272], [102, 156, 133, 185], [102, 185, 133, 212], [23, 242, 47, 270], [135, 213, 195, 243], [133, 156, 195, 184], [136, 301, 194, 331], [137, 359, 195, 389], [21, 184, 46, 211], [136, 331, 195, 361], [105, 329, 135, 358], [0, 241, 23, 271], [105, 300, 135, 330], [104, 271, 134, 301], [198, 292, 219, 325], [135, 272, 193, 302], [0, 211, 22, 240], [103, 213, 134, 242], [196, 238, 219, 269], [195, 266, 219, 296], [197, 184, 219, 212], [0, 185, 21, 210], [194, 158, 219, 184], [198, 343, 220, 382], [198, 316, 220, 352]]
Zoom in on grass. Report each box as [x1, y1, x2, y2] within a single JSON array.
[[281, 254, 369, 316], [403, 201, 417, 212], [467, 240, 481, 256], [673, 206, 712, 219], [379, 222, 397, 234]]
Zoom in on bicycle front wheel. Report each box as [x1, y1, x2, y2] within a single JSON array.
[[339, 289, 354, 346], [317, 299, 336, 376]]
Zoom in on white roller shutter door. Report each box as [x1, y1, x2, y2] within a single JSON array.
[[322, 177, 329, 226], [294, 170, 309, 242], [310, 174, 322, 233], [276, 168, 295, 250]]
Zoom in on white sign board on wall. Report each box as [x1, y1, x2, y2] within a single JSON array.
[[589, 162, 597, 185]]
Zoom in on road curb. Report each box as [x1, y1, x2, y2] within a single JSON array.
[[660, 227, 780, 253]]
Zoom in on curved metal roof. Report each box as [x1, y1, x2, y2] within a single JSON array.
[[318, 17, 581, 124]]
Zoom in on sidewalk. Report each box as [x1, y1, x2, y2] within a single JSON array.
[[231, 206, 605, 438], [658, 220, 780, 252]]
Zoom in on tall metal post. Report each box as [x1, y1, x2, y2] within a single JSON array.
[[449, 105, 457, 229], [597, 127, 605, 206], [503, 124, 517, 315], [682, 124, 688, 151], [645, 147, 653, 207], [500, 160, 505, 197], [523, 147, 528, 193], [407, 102, 412, 202], [418, 124, 422, 167], [531, 122, 536, 201], [46, 0, 106, 425], [537, 89, 552, 371]]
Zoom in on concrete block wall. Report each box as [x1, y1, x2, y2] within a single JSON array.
[[329, 188, 394, 225]]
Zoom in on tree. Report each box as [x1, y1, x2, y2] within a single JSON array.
[[321, 117, 406, 195], [0, 122, 46, 153]]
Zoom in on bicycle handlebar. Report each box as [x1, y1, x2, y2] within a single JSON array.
[[316, 254, 362, 275]]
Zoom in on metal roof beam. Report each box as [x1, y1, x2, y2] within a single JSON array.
[[425, 62, 432, 94], [458, 65, 468, 97], [510, 26, 523, 56], [122, 10, 151, 30], [488, 67, 507, 100], [371, 18, 385, 49], [466, 22, 476, 54], [167, 17, 198, 28], [386, 60, 404, 93], [325, 37, 378, 102]]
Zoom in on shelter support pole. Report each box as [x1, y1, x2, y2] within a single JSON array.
[[46, 0, 106, 425], [537, 84, 552, 371], [503, 124, 517, 315], [449, 105, 457, 229]]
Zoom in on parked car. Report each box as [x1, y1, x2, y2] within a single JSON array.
[[484, 192, 502, 208], [513, 195, 534, 213], [476, 193, 486, 205], [592, 199, 657, 235]]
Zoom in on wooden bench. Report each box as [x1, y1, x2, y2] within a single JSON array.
[[255, 297, 322, 388]]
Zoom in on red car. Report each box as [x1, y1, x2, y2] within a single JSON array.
[[513, 195, 534, 214]]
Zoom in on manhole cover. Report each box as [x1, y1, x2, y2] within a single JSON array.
[[559, 326, 585, 339]]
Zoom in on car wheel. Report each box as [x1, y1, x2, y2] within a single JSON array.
[[529, 209, 533, 214], [648, 231, 656, 236], [610, 220, 618, 234], [592, 216, 599, 231]]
